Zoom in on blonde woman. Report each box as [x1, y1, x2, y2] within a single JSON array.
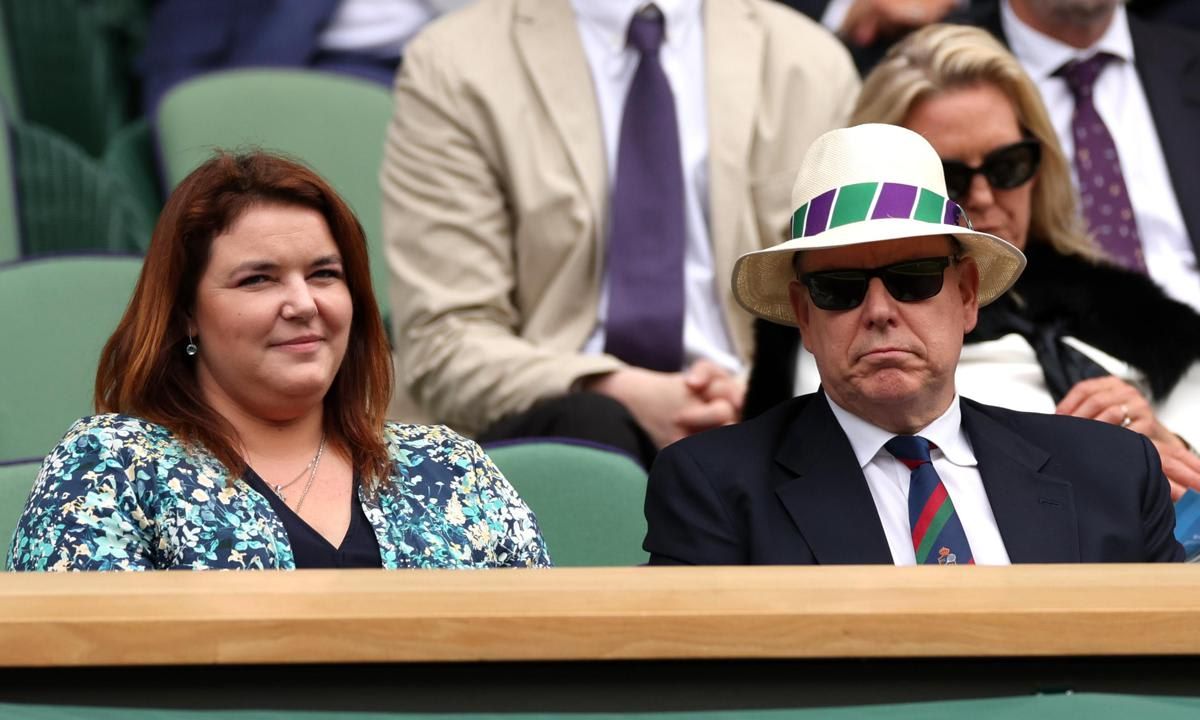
[[745, 24, 1200, 498]]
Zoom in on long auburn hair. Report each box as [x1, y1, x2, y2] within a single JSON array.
[[96, 151, 394, 487], [852, 24, 1100, 261]]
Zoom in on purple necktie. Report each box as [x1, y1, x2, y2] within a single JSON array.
[[1057, 53, 1146, 272], [603, 7, 686, 372]]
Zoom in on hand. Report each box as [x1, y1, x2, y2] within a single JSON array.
[[585, 365, 740, 448], [1056, 376, 1177, 446], [1153, 439, 1200, 503], [683, 359, 746, 420], [838, 0, 958, 46]]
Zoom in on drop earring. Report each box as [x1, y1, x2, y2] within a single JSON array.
[[185, 335, 198, 357]]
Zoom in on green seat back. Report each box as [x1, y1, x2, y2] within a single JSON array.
[[102, 117, 163, 228], [0, 458, 40, 562], [10, 121, 153, 255], [0, 255, 142, 460], [155, 69, 394, 311], [486, 442, 649, 567], [0, 110, 18, 262], [1, 0, 147, 156], [0, 2, 20, 118]]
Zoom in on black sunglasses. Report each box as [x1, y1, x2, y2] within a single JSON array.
[[941, 139, 1041, 202], [801, 256, 954, 311]]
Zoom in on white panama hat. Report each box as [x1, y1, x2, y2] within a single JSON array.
[[732, 123, 1027, 326]]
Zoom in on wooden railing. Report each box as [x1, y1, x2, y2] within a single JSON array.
[[2, 565, 1199, 667]]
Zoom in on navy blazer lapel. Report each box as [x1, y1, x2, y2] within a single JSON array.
[[773, 394, 893, 565], [1129, 16, 1200, 253], [961, 401, 1080, 563]]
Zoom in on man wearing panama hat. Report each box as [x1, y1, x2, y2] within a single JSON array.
[[644, 123, 1182, 565]]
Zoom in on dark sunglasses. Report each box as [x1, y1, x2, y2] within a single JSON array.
[[941, 139, 1041, 202], [801, 256, 954, 311]]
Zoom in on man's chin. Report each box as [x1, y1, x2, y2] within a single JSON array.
[[849, 375, 927, 407]]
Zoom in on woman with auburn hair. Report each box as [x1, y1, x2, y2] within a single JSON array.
[[746, 24, 1200, 497], [7, 151, 549, 571]]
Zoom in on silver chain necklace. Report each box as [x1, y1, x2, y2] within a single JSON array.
[[270, 433, 326, 510], [271, 455, 317, 499]]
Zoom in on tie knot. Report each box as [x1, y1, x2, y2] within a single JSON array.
[[884, 435, 933, 466], [627, 6, 666, 56], [1057, 52, 1116, 99]]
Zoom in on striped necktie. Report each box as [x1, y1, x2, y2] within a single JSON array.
[[884, 435, 974, 566]]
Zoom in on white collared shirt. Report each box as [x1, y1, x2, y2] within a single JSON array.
[[819, 0, 855, 31], [1001, 0, 1200, 311], [824, 393, 1012, 565], [570, 0, 742, 374], [317, 0, 440, 57]]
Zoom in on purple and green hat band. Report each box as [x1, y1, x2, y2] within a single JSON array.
[[792, 182, 969, 240]]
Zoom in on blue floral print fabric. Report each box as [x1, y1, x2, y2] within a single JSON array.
[[5, 415, 551, 571]]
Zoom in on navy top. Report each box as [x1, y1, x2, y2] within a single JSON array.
[[243, 468, 383, 569]]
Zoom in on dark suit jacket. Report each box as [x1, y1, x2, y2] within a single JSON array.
[[956, 1, 1200, 261], [644, 393, 1183, 564], [774, 0, 896, 73], [1132, 0, 1200, 31], [776, 0, 828, 20], [140, 0, 399, 113]]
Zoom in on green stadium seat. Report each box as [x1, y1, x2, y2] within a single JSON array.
[[10, 120, 153, 255], [0, 107, 18, 262], [1, 0, 148, 156], [485, 441, 649, 567], [0, 458, 39, 563], [102, 118, 163, 228], [155, 69, 394, 312], [0, 255, 142, 461], [0, 2, 20, 118]]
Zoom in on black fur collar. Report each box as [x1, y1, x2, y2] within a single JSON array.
[[1013, 242, 1200, 399]]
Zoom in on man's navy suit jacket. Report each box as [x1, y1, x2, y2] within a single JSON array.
[[959, 1, 1200, 263], [140, 0, 399, 113], [644, 392, 1184, 564]]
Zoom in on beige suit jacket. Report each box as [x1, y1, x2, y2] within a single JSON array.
[[383, 0, 859, 434]]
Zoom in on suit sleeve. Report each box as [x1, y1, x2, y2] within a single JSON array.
[[382, 32, 621, 435], [749, 17, 860, 249], [643, 440, 747, 565], [1138, 434, 1186, 562]]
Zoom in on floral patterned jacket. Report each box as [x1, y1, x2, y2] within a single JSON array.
[[5, 415, 551, 571]]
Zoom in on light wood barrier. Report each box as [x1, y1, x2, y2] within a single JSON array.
[[2, 565, 1199, 668]]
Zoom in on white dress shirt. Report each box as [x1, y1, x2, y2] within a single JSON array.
[[824, 393, 1011, 565], [571, 0, 742, 374], [1001, 0, 1200, 311], [318, 0, 440, 57], [820, 0, 855, 30]]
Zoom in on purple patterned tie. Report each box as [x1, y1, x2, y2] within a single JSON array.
[[603, 7, 686, 372], [1057, 53, 1146, 272]]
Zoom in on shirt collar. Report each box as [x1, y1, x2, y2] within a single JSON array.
[[824, 392, 978, 469], [569, 0, 700, 53], [1001, 0, 1134, 81]]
